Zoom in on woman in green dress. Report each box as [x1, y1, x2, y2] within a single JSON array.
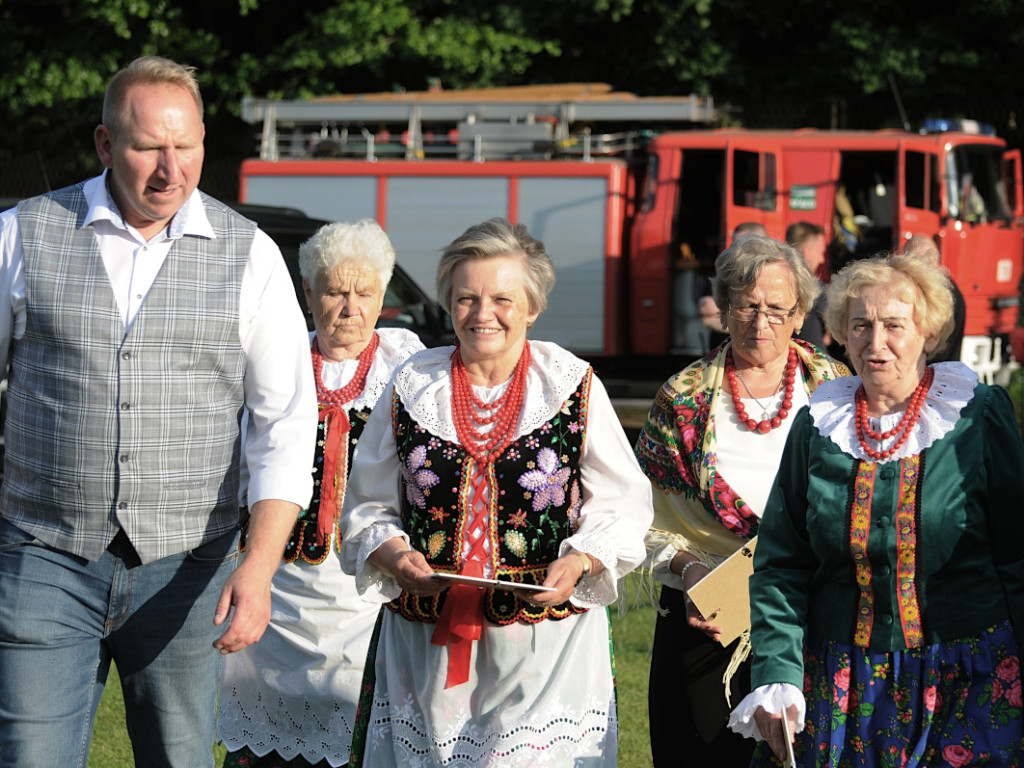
[[730, 252, 1024, 766]]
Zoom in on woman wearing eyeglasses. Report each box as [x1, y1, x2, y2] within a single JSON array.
[[635, 234, 850, 766]]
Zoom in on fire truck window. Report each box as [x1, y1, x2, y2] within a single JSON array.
[[641, 154, 660, 213], [762, 153, 778, 212], [905, 151, 926, 210], [732, 150, 759, 210], [836, 151, 896, 259], [947, 145, 1012, 223], [929, 154, 942, 214], [676, 149, 725, 261], [674, 149, 725, 355], [1005, 154, 1020, 214]]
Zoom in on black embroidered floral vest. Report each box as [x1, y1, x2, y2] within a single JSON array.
[[389, 369, 594, 625]]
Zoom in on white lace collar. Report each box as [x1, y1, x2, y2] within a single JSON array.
[[809, 361, 978, 462], [391, 340, 590, 443]]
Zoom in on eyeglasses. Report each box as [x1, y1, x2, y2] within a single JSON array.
[[727, 304, 798, 325]]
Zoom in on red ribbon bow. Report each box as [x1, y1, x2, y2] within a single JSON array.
[[316, 406, 350, 547], [430, 560, 486, 688]]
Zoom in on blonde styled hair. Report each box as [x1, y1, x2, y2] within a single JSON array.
[[826, 253, 955, 358], [102, 56, 203, 137]]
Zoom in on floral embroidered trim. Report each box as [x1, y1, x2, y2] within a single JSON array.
[[850, 461, 876, 646], [895, 455, 924, 646]]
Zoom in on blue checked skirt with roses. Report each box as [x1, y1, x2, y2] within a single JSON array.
[[751, 623, 1023, 767]]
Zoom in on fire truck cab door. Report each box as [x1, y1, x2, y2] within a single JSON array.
[[724, 139, 785, 242], [1004, 148, 1023, 221], [896, 138, 942, 245]]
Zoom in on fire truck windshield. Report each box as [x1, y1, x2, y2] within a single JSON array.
[[945, 144, 1012, 223]]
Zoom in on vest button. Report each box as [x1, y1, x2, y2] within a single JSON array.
[[120, 402, 130, 410], [120, 454, 129, 463], [121, 351, 131, 360], [118, 502, 127, 510]]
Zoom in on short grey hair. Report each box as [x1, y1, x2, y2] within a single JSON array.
[[436, 218, 556, 316], [102, 56, 203, 138], [298, 219, 395, 292], [711, 234, 821, 316]]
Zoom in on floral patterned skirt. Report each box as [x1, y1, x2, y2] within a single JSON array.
[[752, 622, 1023, 767]]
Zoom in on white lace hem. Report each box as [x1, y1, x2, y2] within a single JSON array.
[[363, 691, 616, 767], [219, 692, 355, 767], [808, 361, 977, 462], [727, 683, 806, 741]]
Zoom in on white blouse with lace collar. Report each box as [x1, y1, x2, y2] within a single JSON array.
[[390, 338, 591, 443]]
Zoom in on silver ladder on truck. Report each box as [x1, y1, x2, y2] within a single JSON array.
[[241, 83, 718, 162]]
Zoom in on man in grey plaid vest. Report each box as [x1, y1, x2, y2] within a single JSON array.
[[0, 56, 318, 768]]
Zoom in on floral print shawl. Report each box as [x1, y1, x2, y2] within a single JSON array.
[[635, 339, 849, 558]]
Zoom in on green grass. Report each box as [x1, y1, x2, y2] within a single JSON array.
[[88, 587, 657, 767], [86, 666, 227, 767], [611, 593, 657, 767]]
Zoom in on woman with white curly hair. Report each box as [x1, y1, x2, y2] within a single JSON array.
[[220, 219, 425, 768]]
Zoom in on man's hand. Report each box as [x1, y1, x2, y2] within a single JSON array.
[[213, 555, 273, 653], [213, 498, 300, 654]]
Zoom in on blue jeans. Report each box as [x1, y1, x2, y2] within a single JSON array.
[[0, 517, 239, 768]]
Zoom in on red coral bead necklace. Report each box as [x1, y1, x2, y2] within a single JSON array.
[[311, 332, 380, 407], [451, 341, 531, 464], [726, 347, 797, 434], [855, 366, 934, 461]]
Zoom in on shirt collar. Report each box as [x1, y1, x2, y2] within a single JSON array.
[[82, 170, 215, 241]]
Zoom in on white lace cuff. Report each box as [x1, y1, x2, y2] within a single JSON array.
[[354, 521, 408, 600], [560, 534, 622, 607], [727, 683, 805, 741]]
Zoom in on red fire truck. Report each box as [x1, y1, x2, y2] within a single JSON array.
[[238, 85, 1023, 380]]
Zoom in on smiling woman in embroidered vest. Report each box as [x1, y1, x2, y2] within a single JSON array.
[[339, 217, 653, 767], [728, 253, 1024, 766], [634, 234, 850, 767], [220, 220, 424, 768]]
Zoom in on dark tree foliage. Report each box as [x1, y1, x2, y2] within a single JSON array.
[[1, 0, 1021, 198]]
